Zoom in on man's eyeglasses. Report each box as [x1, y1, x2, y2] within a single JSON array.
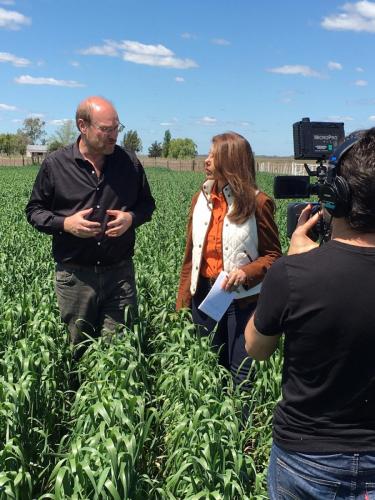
[[90, 122, 125, 134]]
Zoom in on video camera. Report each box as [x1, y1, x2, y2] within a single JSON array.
[[274, 117, 345, 242]]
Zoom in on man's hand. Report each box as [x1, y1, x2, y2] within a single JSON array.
[[222, 267, 247, 292], [288, 204, 320, 255], [63, 208, 101, 238], [105, 210, 133, 237]]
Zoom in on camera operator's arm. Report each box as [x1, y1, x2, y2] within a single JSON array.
[[245, 315, 280, 360], [245, 257, 289, 360], [288, 204, 321, 256]]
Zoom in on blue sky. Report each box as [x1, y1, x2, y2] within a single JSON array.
[[0, 0, 375, 155]]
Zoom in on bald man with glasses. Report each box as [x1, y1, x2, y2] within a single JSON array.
[[26, 96, 155, 358]]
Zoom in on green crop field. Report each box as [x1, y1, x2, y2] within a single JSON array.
[[0, 166, 290, 499]]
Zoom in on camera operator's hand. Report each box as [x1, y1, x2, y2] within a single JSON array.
[[288, 204, 321, 255]]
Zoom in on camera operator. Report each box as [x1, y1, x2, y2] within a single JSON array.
[[245, 127, 375, 499]]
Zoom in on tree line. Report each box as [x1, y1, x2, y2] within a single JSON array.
[[0, 117, 47, 156], [0, 118, 198, 159], [146, 130, 197, 159], [122, 128, 197, 159], [0, 117, 71, 156]]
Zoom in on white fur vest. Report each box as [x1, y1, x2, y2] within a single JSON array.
[[190, 180, 262, 299]]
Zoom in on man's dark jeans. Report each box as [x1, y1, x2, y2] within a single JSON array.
[[55, 258, 137, 353]]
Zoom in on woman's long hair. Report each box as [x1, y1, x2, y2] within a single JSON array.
[[212, 131, 257, 224]]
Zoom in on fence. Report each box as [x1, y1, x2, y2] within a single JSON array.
[[0, 155, 307, 176], [139, 156, 206, 171], [139, 156, 306, 175], [0, 156, 34, 167], [256, 161, 306, 175]]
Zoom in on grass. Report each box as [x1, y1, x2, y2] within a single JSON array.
[[0, 165, 287, 499]]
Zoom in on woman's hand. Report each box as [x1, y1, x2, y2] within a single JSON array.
[[222, 268, 247, 292]]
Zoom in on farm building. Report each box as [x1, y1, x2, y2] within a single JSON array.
[[26, 144, 48, 163]]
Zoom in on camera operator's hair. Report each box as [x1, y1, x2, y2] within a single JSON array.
[[212, 132, 257, 224], [339, 127, 375, 233]]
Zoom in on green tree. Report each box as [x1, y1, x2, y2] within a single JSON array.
[[122, 129, 142, 152], [148, 141, 163, 158], [168, 138, 197, 159], [162, 129, 171, 157], [0, 132, 28, 155], [18, 117, 46, 144], [14, 131, 28, 156], [48, 120, 77, 151], [0, 134, 13, 155], [48, 140, 64, 153]]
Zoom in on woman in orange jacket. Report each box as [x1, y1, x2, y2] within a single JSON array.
[[177, 131, 281, 392]]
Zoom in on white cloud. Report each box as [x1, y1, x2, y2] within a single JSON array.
[[322, 1, 375, 33], [123, 52, 196, 68], [355, 79, 368, 86], [223, 119, 253, 128], [175, 76, 185, 83], [211, 38, 231, 46], [0, 102, 17, 110], [369, 115, 375, 121], [268, 65, 322, 77], [160, 116, 178, 126], [327, 115, 354, 121], [0, 7, 31, 29], [121, 41, 173, 56], [15, 75, 85, 87], [70, 61, 80, 67], [347, 97, 375, 105], [199, 116, 217, 124], [12, 118, 22, 123], [181, 32, 197, 39], [49, 119, 71, 125], [356, 66, 364, 72], [80, 39, 198, 69], [0, 51, 30, 66], [328, 61, 343, 70], [80, 43, 118, 57], [27, 113, 45, 119]]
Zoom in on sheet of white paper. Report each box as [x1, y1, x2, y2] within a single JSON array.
[[198, 271, 235, 322]]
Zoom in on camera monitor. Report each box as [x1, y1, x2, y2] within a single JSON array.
[[273, 175, 311, 199], [293, 117, 345, 160]]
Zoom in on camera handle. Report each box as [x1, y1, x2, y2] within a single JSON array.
[[303, 160, 332, 244], [304, 160, 327, 185]]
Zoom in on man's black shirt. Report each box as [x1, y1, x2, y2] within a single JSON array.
[[26, 141, 155, 265], [254, 240, 375, 453]]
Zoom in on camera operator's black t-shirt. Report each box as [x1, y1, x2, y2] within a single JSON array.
[[255, 240, 375, 453]]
